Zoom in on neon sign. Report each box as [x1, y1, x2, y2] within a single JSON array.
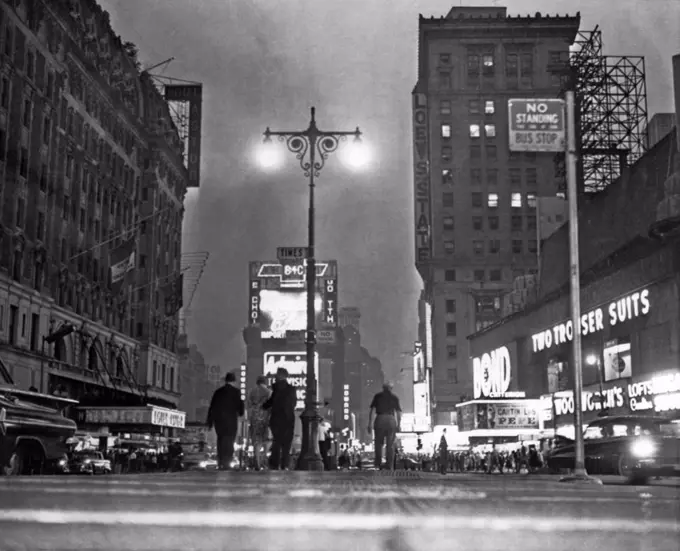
[[531, 289, 650, 353], [473, 346, 525, 399]]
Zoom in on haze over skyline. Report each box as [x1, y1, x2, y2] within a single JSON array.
[[102, 0, 679, 382]]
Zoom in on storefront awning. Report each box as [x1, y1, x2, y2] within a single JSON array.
[[78, 405, 186, 429]]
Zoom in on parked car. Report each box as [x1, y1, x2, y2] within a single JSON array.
[[0, 360, 78, 475], [546, 414, 680, 484], [68, 451, 112, 475]]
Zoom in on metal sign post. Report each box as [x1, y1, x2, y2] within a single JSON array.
[[560, 91, 601, 485]]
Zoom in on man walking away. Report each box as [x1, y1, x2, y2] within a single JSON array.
[[207, 371, 244, 470], [318, 416, 332, 470], [263, 368, 297, 470], [368, 382, 402, 470], [439, 429, 448, 475]]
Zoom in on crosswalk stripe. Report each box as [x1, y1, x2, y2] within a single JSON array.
[[0, 509, 677, 534], [0, 485, 487, 501]]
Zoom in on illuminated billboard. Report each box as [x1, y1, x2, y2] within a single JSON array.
[[248, 259, 338, 340], [259, 289, 324, 339], [263, 351, 319, 411], [412, 340, 431, 432]]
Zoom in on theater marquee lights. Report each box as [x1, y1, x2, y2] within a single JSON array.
[[343, 384, 350, 421], [531, 289, 651, 353]]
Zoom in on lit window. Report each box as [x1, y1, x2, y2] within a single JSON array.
[[485, 100, 495, 114], [473, 241, 484, 256], [440, 100, 451, 115], [442, 169, 454, 185], [444, 241, 455, 254], [483, 54, 494, 68], [511, 192, 522, 208], [441, 124, 451, 138], [469, 124, 480, 138], [527, 193, 537, 208], [443, 216, 454, 230], [485, 124, 496, 138], [487, 193, 499, 208]]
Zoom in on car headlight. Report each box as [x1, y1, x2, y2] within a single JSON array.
[[631, 438, 657, 458], [83, 459, 91, 464], [198, 461, 208, 468]]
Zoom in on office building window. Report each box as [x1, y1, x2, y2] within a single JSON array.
[[484, 124, 496, 138], [448, 368, 458, 383], [443, 192, 454, 207], [528, 215, 537, 230], [487, 169, 498, 186], [19, 148, 28, 178], [486, 145, 497, 159], [15, 198, 25, 228], [36, 212, 45, 241], [447, 346, 457, 359], [468, 100, 480, 113], [443, 241, 455, 254], [526, 168, 538, 186], [511, 192, 522, 208], [471, 192, 483, 208], [442, 169, 454, 185], [473, 240, 484, 256], [438, 71, 452, 89], [485, 100, 495, 114], [482, 54, 494, 72], [467, 54, 480, 77], [512, 240, 523, 254], [439, 53, 451, 64], [441, 146, 452, 161], [528, 239, 538, 253], [445, 269, 456, 282], [472, 216, 483, 231], [30, 313, 39, 351], [509, 150, 521, 162], [0, 76, 9, 109], [487, 193, 499, 208], [474, 269, 485, 281], [511, 215, 523, 232], [487, 216, 498, 231], [526, 193, 537, 208], [525, 152, 536, 162], [446, 322, 457, 337], [509, 168, 522, 187], [490, 269, 502, 282], [470, 168, 482, 185], [470, 145, 481, 159], [440, 100, 451, 115], [488, 239, 500, 254], [469, 124, 480, 138], [446, 299, 456, 314], [441, 124, 451, 138], [443, 216, 454, 230]]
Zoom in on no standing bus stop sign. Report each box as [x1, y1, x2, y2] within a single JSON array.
[[508, 99, 566, 152]]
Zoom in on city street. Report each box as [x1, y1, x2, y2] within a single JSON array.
[[0, 471, 678, 551]]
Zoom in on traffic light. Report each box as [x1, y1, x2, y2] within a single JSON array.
[[417, 438, 423, 451]]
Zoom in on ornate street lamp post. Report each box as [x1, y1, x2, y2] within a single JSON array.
[[263, 107, 362, 471]]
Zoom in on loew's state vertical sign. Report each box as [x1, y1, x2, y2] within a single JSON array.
[[413, 93, 431, 263]]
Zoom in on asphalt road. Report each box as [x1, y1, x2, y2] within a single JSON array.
[[0, 471, 678, 551]]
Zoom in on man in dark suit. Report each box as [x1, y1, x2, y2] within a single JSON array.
[[263, 367, 297, 470], [207, 371, 244, 470]]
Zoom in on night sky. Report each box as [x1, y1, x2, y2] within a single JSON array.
[[101, 0, 679, 382]]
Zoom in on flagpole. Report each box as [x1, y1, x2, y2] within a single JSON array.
[[69, 205, 175, 263]]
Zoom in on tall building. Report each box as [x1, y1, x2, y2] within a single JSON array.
[[412, 7, 580, 416], [0, 1, 186, 428]]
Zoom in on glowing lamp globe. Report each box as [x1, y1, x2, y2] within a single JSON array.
[[342, 139, 370, 171], [256, 141, 284, 170]]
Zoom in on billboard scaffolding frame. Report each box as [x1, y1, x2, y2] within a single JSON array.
[[559, 27, 649, 194]]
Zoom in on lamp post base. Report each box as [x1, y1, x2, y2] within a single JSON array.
[[296, 407, 324, 472], [559, 469, 603, 485]]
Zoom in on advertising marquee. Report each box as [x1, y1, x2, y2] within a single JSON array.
[[78, 405, 186, 429], [456, 399, 542, 437]]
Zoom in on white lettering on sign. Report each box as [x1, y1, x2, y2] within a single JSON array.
[[263, 352, 319, 411], [413, 93, 431, 263], [654, 392, 680, 413], [628, 372, 680, 412], [531, 289, 650, 353], [324, 278, 336, 325], [473, 346, 512, 399], [283, 264, 306, 278], [508, 99, 565, 153], [151, 408, 186, 429], [553, 386, 626, 416]]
